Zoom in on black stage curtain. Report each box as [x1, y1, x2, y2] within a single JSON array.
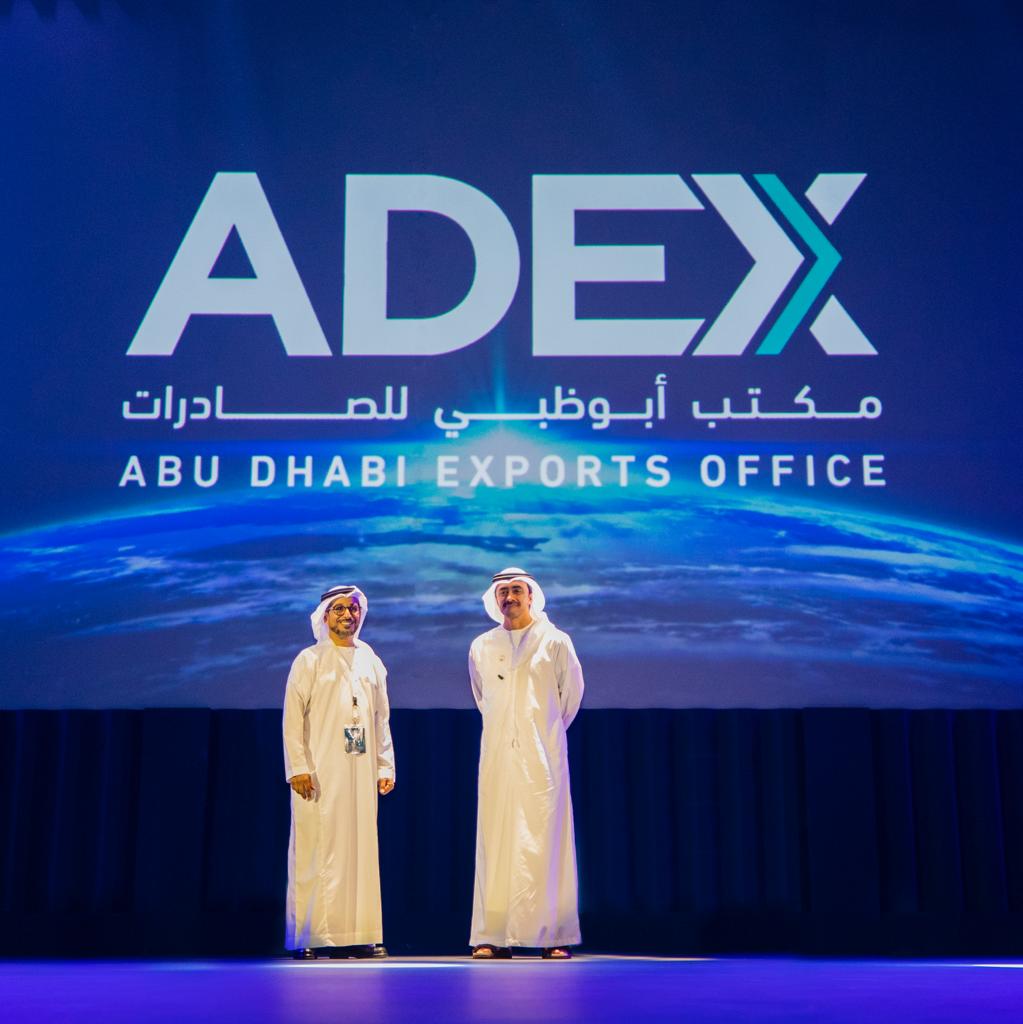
[[2, 708, 1022, 956]]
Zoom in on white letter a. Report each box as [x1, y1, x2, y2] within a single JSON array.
[[128, 172, 330, 356]]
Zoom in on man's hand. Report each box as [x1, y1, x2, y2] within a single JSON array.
[[290, 773, 315, 800], [378, 778, 395, 795]]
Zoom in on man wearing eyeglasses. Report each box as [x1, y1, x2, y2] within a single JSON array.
[[283, 584, 395, 960]]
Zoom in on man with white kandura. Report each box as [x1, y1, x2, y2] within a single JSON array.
[[468, 567, 584, 960], [283, 584, 395, 959]]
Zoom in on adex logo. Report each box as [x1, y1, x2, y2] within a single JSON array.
[[128, 172, 875, 359]]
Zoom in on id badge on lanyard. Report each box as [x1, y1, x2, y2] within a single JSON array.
[[344, 695, 366, 755]]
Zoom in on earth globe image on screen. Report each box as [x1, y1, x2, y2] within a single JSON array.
[[1, 436, 1021, 709]]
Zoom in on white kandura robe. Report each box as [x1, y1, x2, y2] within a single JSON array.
[[282, 638, 394, 950], [468, 618, 584, 948]]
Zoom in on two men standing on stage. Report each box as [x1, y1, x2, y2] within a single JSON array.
[[282, 568, 583, 960]]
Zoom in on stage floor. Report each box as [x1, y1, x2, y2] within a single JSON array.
[[2, 956, 1022, 1023]]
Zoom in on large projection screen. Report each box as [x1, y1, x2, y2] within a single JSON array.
[[1, 2, 1020, 708]]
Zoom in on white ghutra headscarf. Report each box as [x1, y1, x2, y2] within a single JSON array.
[[310, 584, 368, 642], [481, 567, 548, 625]]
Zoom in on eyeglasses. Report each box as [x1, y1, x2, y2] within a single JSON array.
[[328, 605, 361, 616]]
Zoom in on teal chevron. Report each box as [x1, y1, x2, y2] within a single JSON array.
[[754, 174, 841, 355]]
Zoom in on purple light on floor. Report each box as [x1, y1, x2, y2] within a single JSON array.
[[2, 957, 1022, 1024]]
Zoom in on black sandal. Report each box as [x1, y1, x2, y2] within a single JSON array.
[[541, 947, 572, 959], [472, 944, 512, 959]]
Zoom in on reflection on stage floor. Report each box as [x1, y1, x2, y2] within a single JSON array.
[[3, 955, 1022, 1023]]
